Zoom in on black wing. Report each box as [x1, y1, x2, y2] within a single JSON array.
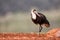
[[36, 13, 47, 24], [38, 13, 50, 26]]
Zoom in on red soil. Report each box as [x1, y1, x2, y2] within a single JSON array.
[[0, 28, 60, 40]]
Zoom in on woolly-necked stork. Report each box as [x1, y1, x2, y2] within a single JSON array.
[[31, 9, 50, 34]]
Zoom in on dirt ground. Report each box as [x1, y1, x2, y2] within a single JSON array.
[[0, 28, 60, 40]]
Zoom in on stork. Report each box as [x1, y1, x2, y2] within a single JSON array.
[[31, 9, 50, 34]]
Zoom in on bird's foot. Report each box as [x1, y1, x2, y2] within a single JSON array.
[[39, 31, 41, 37]]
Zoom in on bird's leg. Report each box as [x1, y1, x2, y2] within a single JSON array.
[[39, 25, 42, 32], [39, 25, 43, 36]]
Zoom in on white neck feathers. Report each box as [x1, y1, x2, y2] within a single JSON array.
[[31, 11, 36, 20]]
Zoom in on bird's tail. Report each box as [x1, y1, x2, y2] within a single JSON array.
[[44, 20, 50, 27], [44, 24, 50, 27]]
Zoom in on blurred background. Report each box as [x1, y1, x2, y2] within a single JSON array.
[[0, 0, 60, 33]]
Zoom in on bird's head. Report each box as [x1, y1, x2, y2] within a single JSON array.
[[32, 9, 36, 11], [31, 9, 37, 14]]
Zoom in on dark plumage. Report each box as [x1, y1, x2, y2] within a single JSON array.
[[31, 9, 50, 34]]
